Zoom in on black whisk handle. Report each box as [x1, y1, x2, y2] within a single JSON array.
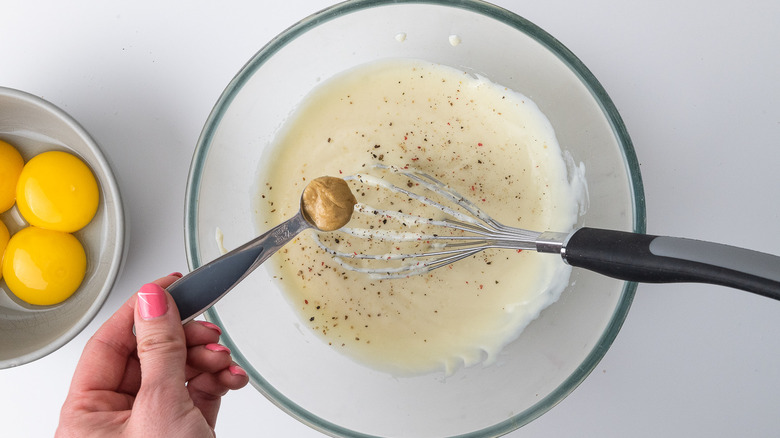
[[561, 227, 780, 300]]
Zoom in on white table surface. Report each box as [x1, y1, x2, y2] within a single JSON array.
[[2, 1, 779, 436]]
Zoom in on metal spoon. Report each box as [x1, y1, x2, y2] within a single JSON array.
[[169, 196, 317, 323]]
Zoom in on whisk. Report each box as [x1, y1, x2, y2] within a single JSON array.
[[316, 165, 780, 301]]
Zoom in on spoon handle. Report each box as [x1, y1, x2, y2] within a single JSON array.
[[169, 212, 312, 323]]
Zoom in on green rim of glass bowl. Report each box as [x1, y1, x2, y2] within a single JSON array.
[[185, 0, 646, 436]]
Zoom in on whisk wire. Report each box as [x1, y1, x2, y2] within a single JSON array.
[[313, 165, 542, 279]]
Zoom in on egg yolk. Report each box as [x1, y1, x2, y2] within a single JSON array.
[[2, 226, 87, 306], [16, 150, 99, 232], [0, 139, 25, 213], [0, 219, 9, 281]]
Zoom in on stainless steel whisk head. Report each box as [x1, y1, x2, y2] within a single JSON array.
[[313, 165, 549, 279]]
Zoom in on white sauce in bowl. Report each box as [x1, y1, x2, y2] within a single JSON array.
[[255, 59, 585, 375]]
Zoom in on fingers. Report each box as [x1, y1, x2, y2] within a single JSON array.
[[183, 321, 232, 379], [133, 281, 188, 394], [112, 275, 185, 396], [185, 344, 233, 378], [65, 274, 183, 403], [183, 320, 222, 347], [181, 318, 249, 428], [187, 365, 249, 428]]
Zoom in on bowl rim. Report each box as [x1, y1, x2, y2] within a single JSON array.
[[0, 86, 126, 369], [186, 0, 646, 436]]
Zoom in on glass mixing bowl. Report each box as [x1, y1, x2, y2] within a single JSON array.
[[185, 1, 645, 436]]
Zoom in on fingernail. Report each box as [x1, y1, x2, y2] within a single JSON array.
[[229, 365, 247, 377], [138, 283, 168, 320], [205, 343, 231, 354], [195, 320, 222, 335], [168, 272, 183, 278]]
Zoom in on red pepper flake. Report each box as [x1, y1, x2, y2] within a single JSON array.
[[411, 157, 419, 161], [471, 186, 476, 191], [305, 299, 309, 304], [479, 284, 484, 289], [517, 249, 523, 253], [477, 142, 483, 147], [404, 136, 408, 140]]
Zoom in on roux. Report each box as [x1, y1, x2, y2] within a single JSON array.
[[255, 59, 584, 375]]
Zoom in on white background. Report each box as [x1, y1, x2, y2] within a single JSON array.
[[2, 0, 780, 436]]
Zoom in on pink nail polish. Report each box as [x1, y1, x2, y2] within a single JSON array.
[[137, 283, 168, 319], [229, 365, 247, 377], [195, 320, 222, 335], [168, 272, 183, 278], [205, 343, 231, 354]]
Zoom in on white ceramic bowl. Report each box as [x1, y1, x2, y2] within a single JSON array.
[[186, 1, 645, 436], [0, 87, 125, 369]]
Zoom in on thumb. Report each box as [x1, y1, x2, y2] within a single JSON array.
[[134, 282, 187, 392]]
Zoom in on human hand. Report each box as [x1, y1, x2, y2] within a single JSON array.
[[56, 274, 249, 438]]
